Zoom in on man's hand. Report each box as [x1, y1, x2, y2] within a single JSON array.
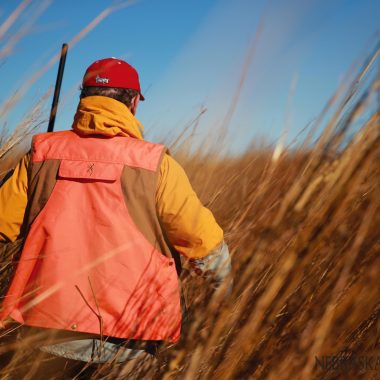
[[188, 241, 232, 290]]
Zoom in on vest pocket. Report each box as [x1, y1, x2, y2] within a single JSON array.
[[58, 160, 123, 182]]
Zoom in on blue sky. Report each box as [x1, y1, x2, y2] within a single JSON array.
[[0, 0, 379, 153]]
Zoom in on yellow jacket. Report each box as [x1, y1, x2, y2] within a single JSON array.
[[0, 96, 223, 258]]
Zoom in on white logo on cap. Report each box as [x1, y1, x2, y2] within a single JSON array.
[[96, 75, 109, 84]]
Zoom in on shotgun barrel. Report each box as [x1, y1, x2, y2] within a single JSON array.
[[47, 43, 68, 133]]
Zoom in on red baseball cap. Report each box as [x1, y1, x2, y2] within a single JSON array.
[[82, 58, 145, 100]]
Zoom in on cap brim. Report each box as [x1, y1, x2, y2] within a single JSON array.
[[140, 93, 145, 101]]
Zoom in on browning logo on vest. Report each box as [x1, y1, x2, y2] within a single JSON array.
[[87, 163, 95, 176], [0, 131, 182, 342]]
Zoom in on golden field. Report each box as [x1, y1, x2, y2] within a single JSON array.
[[0, 15, 379, 380]]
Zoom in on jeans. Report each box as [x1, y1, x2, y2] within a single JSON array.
[[40, 339, 146, 363]]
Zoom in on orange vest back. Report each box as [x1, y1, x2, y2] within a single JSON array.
[[0, 131, 181, 342]]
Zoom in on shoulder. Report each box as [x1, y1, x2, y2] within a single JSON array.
[[159, 153, 187, 177]]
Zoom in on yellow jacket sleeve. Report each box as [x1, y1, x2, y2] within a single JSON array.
[[0, 154, 29, 242], [156, 154, 223, 259]]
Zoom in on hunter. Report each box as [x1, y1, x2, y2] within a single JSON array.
[[0, 58, 231, 372]]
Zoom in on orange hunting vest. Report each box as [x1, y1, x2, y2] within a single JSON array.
[[0, 131, 181, 343]]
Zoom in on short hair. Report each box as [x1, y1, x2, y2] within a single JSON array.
[[80, 86, 139, 108]]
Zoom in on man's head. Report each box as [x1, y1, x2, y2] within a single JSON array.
[[80, 58, 144, 115]]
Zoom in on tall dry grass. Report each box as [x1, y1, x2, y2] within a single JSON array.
[[137, 43, 379, 380], [0, 3, 379, 378]]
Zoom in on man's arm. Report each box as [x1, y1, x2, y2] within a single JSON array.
[[0, 153, 30, 243], [156, 154, 231, 284]]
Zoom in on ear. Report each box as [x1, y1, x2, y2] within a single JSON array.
[[130, 94, 140, 115]]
